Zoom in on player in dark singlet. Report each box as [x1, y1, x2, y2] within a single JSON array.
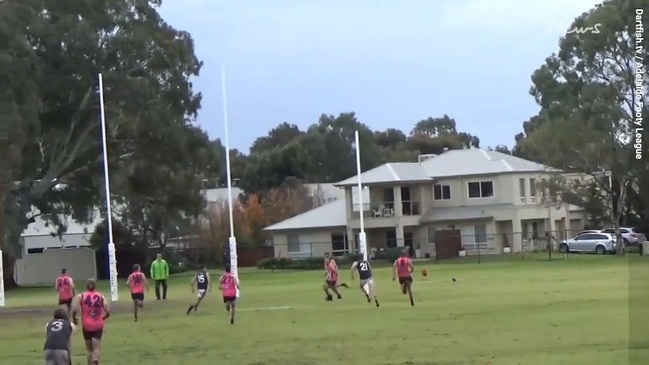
[[44, 308, 76, 365], [350, 254, 379, 307], [186, 266, 211, 315]]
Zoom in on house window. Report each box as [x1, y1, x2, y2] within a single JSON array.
[[427, 227, 437, 243], [433, 184, 451, 200], [474, 223, 487, 243], [468, 181, 494, 198], [529, 178, 537, 203], [331, 233, 348, 256], [519, 178, 526, 203], [287, 234, 300, 253]]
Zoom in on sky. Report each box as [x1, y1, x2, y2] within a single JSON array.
[[159, 0, 603, 153]]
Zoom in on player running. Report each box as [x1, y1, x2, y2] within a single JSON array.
[[72, 279, 110, 365], [186, 266, 211, 315], [127, 264, 149, 322], [323, 255, 348, 301], [44, 308, 76, 365], [392, 249, 415, 306], [350, 254, 379, 307], [55, 268, 75, 314], [220, 265, 239, 325]]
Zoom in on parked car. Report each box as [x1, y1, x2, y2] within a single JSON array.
[[559, 232, 616, 254], [575, 230, 601, 237], [599, 227, 647, 246]]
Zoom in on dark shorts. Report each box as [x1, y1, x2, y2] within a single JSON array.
[[131, 293, 144, 301], [326, 280, 337, 287], [223, 296, 236, 303], [398, 276, 413, 285], [82, 328, 103, 341], [58, 298, 72, 308]]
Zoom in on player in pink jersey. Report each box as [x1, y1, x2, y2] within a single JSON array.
[[72, 279, 110, 365], [323, 254, 348, 301], [219, 265, 240, 325], [127, 264, 149, 322], [55, 268, 75, 313], [392, 249, 415, 306]]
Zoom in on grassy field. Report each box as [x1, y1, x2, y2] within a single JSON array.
[[0, 254, 645, 364]]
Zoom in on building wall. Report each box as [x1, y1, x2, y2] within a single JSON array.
[[23, 233, 93, 255], [272, 228, 348, 258], [14, 247, 97, 286]]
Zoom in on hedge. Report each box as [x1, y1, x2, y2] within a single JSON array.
[[257, 253, 357, 271]]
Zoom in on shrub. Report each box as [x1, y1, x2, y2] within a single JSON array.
[[257, 254, 356, 271], [168, 263, 187, 275], [257, 257, 293, 270]]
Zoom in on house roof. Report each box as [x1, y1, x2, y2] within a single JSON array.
[[420, 204, 515, 223], [335, 149, 556, 187], [420, 149, 556, 178], [334, 162, 433, 187], [263, 200, 347, 231]]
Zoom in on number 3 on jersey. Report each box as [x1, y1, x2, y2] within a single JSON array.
[[50, 320, 64, 332], [359, 262, 368, 271]]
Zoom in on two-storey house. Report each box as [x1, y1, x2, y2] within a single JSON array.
[[264, 149, 587, 258]]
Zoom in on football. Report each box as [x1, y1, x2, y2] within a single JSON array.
[[422, 268, 428, 277]]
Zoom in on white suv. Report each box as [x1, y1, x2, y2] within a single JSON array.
[[600, 227, 647, 246]]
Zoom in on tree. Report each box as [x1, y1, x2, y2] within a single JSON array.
[[250, 123, 304, 154], [408, 115, 480, 154], [198, 200, 252, 263], [244, 194, 269, 245], [0, 0, 209, 258], [262, 180, 315, 225], [514, 0, 648, 255]]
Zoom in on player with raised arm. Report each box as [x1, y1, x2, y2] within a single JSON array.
[[220, 265, 239, 325], [323, 255, 348, 301], [392, 249, 415, 306], [127, 264, 149, 322], [186, 266, 211, 315], [55, 268, 75, 314], [72, 279, 110, 365], [350, 253, 379, 307], [43, 308, 76, 365]]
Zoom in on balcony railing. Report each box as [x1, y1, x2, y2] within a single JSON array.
[[351, 201, 421, 218], [353, 202, 395, 218]]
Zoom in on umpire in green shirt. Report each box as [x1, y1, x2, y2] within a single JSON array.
[[150, 253, 170, 300]]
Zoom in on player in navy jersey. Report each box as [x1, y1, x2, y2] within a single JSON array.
[[350, 254, 379, 307], [186, 267, 211, 315], [44, 308, 76, 365]]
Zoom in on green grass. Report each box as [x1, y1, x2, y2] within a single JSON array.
[[0, 254, 645, 364]]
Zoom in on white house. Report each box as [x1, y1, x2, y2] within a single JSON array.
[[264, 149, 588, 259]]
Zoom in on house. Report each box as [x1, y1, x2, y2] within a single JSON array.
[[264, 149, 587, 259], [21, 212, 104, 255]]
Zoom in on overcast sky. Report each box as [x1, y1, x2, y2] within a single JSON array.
[[159, 0, 603, 152]]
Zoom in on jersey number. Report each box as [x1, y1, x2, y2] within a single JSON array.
[[50, 320, 64, 332], [57, 278, 68, 287], [83, 294, 102, 317], [132, 274, 142, 284], [359, 262, 368, 271], [197, 275, 205, 283]]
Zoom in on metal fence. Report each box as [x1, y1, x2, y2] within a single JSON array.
[[271, 229, 637, 263]]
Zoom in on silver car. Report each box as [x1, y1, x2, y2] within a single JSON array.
[[600, 227, 647, 246], [559, 232, 616, 254]]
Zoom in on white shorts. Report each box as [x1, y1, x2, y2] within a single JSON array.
[[360, 278, 373, 286], [197, 290, 206, 298]]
